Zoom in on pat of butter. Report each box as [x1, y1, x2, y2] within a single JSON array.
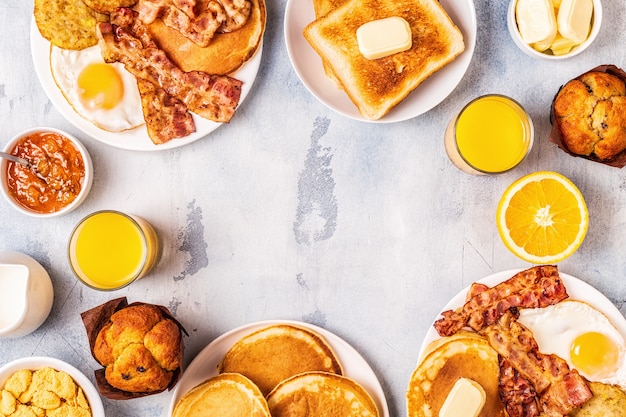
[[356, 17, 412, 60], [515, 0, 557, 44], [548, 34, 579, 55], [557, 0, 593, 43], [439, 378, 486, 417]]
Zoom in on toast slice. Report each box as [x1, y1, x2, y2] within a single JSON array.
[[267, 372, 379, 417], [303, 0, 465, 120], [218, 324, 343, 395]]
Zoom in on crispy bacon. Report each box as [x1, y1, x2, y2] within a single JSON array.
[[498, 356, 540, 417], [481, 311, 593, 417], [434, 265, 568, 337], [137, 78, 195, 143], [136, 0, 250, 46], [97, 9, 242, 123]]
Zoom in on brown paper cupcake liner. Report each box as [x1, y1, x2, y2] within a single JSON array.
[[549, 64, 626, 168], [81, 297, 188, 400]]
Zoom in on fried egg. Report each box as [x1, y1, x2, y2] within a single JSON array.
[[518, 300, 626, 389], [50, 45, 144, 132]]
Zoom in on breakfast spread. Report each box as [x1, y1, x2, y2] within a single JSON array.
[[515, 0, 593, 55], [32, 0, 265, 145], [303, 0, 465, 120], [5, 131, 85, 214], [0, 367, 92, 417], [409, 266, 626, 417]]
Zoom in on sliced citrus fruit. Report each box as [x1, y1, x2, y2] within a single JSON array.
[[496, 171, 588, 264]]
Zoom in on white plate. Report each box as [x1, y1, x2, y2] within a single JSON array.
[[419, 269, 626, 358], [30, 20, 262, 151], [284, 0, 477, 123], [168, 320, 390, 417]]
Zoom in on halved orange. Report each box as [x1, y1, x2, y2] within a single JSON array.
[[496, 171, 589, 264]]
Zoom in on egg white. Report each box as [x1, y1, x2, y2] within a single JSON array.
[[50, 45, 145, 132], [518, 300, 626, 389]]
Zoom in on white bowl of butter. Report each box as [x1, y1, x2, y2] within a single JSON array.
[[507, 0, 602, 60]]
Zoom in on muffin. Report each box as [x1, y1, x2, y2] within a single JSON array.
[[553, 70, 626, 161], [93, 304, 182, 393]]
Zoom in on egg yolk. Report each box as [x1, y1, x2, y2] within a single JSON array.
[[77, 63, 124, 110], [570, 332, 620, 378]]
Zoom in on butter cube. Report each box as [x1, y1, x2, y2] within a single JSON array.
[[557, 0, 593, 43], [439, 378, 486, 417], [549, 34, 579, 55], [516, 0, 558, 44], [356, 17, 412, 60]]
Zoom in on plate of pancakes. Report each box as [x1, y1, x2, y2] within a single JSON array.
[[30, 0, 266, 151], [284, 0, 477, 123], [407, 267, 626, 417], [168, 320, 390, 417]]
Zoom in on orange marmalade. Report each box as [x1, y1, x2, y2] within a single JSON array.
[[7, 131, 85, 213]]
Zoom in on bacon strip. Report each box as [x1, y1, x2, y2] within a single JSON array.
[[481, 311, 592, 417], [498, 356, 540, 417], [433, 265, 568, 337], [97, 9, 242, 123]]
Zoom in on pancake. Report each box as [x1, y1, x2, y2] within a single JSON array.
[[147, 0, 266, 75], [267, 371, 379, 417], [407, 333, 508, 417], [218, 324, 343, 395], [172, 373, 270, 417]]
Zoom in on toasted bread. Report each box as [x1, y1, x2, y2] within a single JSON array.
[[172, 373, 270, 417], [218, 324, 343, 395], [303, 0, 465, 120], [267, 371, 379, 417], [407, 333, 508, 417], [147, 0, 266, 75]]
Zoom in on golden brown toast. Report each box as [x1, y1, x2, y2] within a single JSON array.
[[407, 333, 508, 417], [147, 0, 266, 75], [303, 0, 465, 120], [218, 324, 343, 395], [267, 372, 379, 417], [172, 373, 270, 417]]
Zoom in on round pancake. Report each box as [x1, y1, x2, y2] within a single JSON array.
[[407, 334, 508, 417], [147, 0, 266, 75], [218, 324, 343, 395], [267, 372, 379, 417], [172, 373, 270, 417]]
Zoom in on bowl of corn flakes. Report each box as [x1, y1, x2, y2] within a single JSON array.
[[0, 356, 104, 417]]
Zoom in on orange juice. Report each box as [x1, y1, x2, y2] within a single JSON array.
[[444, 95, 533, 174], [68, 211, 159, 290]]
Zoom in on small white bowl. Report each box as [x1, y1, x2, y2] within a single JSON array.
[[0, 356, 105, 417], [0, 127, 93, 217], [507, 0, 602, 60]]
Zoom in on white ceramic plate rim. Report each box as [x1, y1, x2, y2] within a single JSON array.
[[284, 0, 477, 123], [0, 356, 105, 417], [168, 319, 390, 417], [418, 269, 626, 358], [30, 19, 263, 151]]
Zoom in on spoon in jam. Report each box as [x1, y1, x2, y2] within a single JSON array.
[[0, 151, 47, 183]]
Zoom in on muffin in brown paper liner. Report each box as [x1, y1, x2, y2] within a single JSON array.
[[550, 64, 626, 168], [81, 297, 188, 399]]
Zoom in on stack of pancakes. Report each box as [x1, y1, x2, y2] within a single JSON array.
[[172, 324, 380, 417]]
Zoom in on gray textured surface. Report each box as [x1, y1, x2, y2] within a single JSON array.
[[2, 1, 626, 416]]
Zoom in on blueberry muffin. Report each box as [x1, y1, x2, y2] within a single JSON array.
[[554, 71, 626, 161], [93, 304, 182, 393]]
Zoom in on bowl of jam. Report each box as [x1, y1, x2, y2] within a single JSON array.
[[1, 127, 93, 217]]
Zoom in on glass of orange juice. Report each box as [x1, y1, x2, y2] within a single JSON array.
[[444, 94, 534, 175], [68, 210, 160, 291]]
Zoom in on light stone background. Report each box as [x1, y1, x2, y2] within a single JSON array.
[[2, 1, 626, 416]]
